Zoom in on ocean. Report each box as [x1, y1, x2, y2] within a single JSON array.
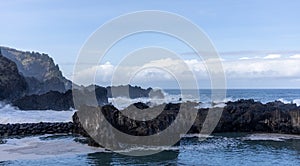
[[1, 89, 300, 165]]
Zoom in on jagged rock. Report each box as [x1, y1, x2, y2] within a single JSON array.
[[25, 76, 66, 95], [72, 102, 197, 147], [73, 100, 300, 147], [13, 90, 74, 110], [106, 85, 153, 98], [0, 51, 28, 101], [133, 102, 149, 109], [0, 122, 74, 137], [13, 86, 108, 110], [0, 46, 72, 95], [214, 100, 300, 134]]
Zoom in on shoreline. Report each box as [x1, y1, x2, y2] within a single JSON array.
[[1, 99, 300, 147], [0, 122, 73, 138]]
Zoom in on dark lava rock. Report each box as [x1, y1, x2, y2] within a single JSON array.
[[0, 51, 28, 101], [72, 102, 198, 147], [0, 139, 6, 144], [13, 85, 108, 110], [106, 85, 152, 98], [0, 122, 74, 137], [133, 102, 149, 109], [214, 99, 300, 134], [73, 100, 300, 147], [13, 90, 74, 110]]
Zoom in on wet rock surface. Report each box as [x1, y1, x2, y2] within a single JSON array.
[[214, 99, 300, 134], [1, 99, 300, 147], [72, 99, 300, 147], [0, 122, 74, 137]]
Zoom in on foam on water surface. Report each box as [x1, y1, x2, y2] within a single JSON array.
[[0, 135, 105, 161], [0, 104, 76, 124], [243, 133, 300, 141]]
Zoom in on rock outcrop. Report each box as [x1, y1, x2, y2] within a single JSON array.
[[0, 46, 165, 109], [214, 99, 300, 134], [72, 100, 300, 147], [13, 86, 108, 110], [13, 90, 74, 110], [107, 85, 153, 98], [0, 46, 72, 95], [0, 51, 28, 101]]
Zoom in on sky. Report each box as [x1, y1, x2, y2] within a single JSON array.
[[1, 0, 300, 88]]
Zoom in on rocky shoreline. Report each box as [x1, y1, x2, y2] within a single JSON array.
[[0, 122, 74, 137], [1, 99, 300, 147], [72, 99, 300, 147]]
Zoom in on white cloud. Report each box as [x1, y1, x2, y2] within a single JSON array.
[[239, 57, 250, 60], [73, 62, 114, 85], [290, 54, 300, 59], [73, 57, 300, 87], [264, 54, 281, 59]]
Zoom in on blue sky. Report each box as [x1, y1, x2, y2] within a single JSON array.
[[1, 0, 300, 88]]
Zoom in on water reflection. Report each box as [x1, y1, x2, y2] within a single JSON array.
[[86, 150, 179, 165]]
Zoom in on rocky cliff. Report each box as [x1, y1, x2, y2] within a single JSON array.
[[0, 46, 72, 95], [0, 50, 28, 101]]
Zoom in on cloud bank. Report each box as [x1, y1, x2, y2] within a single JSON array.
[[73, 54, 300, 88]]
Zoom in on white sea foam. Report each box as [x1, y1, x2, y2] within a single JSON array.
[[277, 98, 300, 106], [243, 133, 300, 141], [278, 98, 290, 104], [109, 93, 228, 110], [293, 99, 300, 106], [108, 94, 182, 110], [108, 97, 151, 110], [0, 104, 76, 124], [1, 92, 299, 125], [0, 135, 105, 161], [114, 145, 180, 154], [180, 133, 213, 138]]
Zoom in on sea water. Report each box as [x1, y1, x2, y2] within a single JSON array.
[[1, 89, 300, 165], [1, 133, 300, 165]]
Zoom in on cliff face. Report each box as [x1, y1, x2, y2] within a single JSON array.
[[0, 46, 72, 94], [0, 51, 28, 100]]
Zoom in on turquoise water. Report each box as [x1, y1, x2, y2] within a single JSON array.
[[1, 133, 300, 166]]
